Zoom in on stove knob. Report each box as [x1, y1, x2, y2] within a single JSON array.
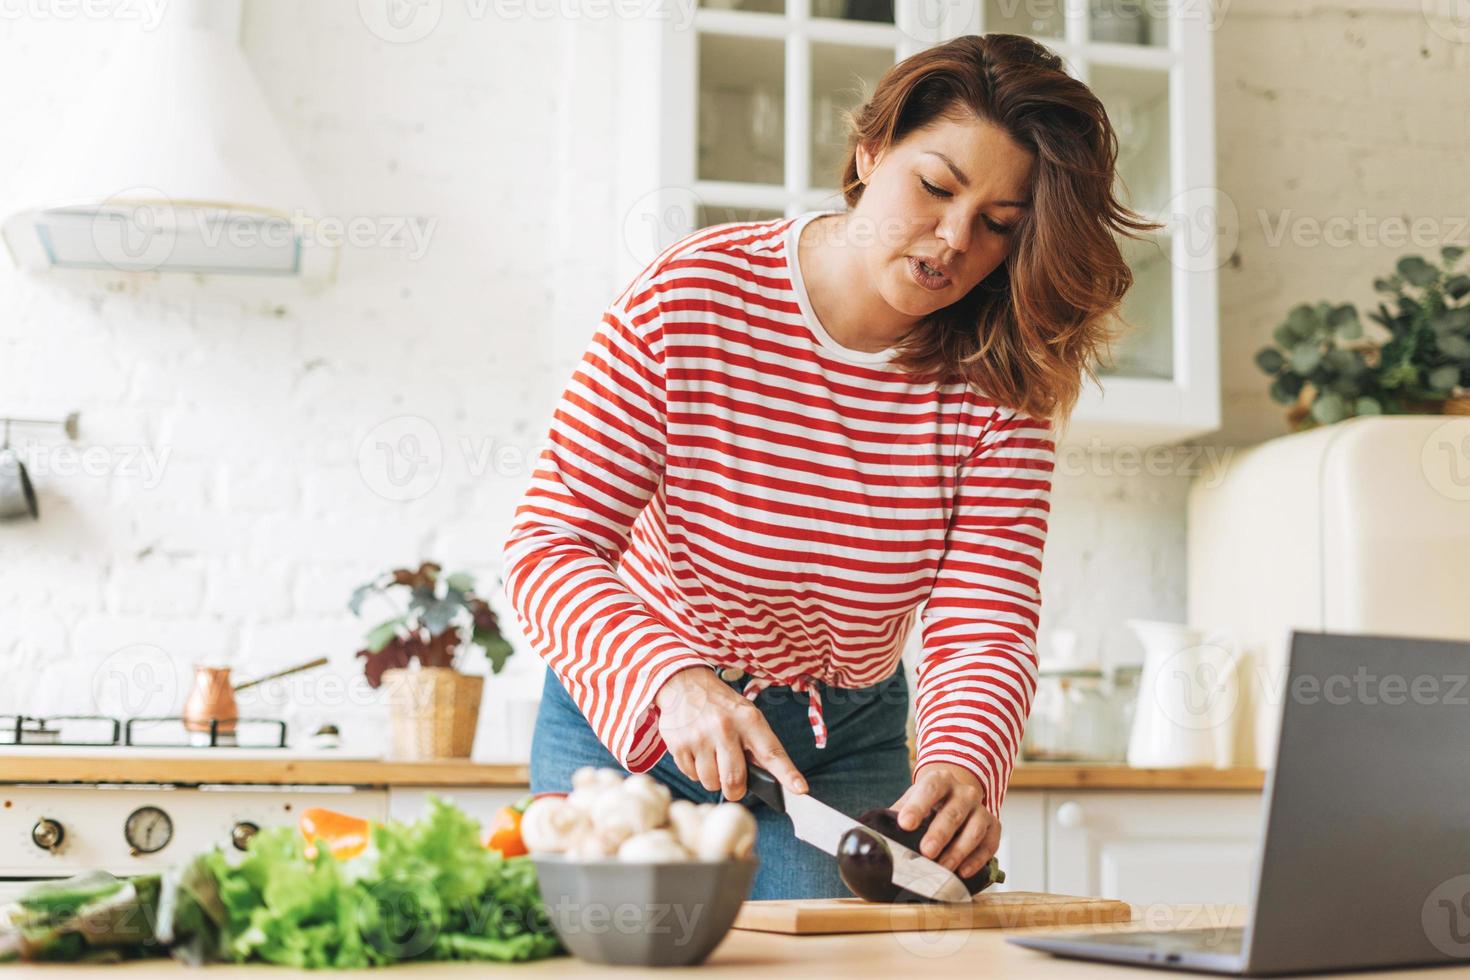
[[231, 821, 260, 852], [31, 818, 65, 851]]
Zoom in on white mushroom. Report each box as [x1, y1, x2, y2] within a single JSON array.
[[590, 784, 665, 838], [667, 799, 715, 853], [696, 802, 758, 860], [566, 824, 630, 860], [571, 766, 626, 792], [620, 773, 672, 825], [617, 829, 693, 862], [520, 796, 590, 854], [567, 767, 627, 813]]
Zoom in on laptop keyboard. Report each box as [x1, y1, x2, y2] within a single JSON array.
[[1063, 926, 1245, 956]]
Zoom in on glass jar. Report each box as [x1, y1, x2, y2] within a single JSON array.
[[1022, 669, 1114, 763]]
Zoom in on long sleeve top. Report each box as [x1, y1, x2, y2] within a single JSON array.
[[502, 210, 1056, 816]]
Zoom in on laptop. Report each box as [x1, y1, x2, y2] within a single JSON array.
[[1008, 630, 1470, 975]]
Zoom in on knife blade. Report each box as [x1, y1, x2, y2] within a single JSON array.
[[744, 762, 972, 904]]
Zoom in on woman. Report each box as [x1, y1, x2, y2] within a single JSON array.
[[504, 33, 1154, 899]]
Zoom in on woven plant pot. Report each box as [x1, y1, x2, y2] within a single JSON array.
[[383, 666, 484, 760], [1443, 395, 1470, 416]]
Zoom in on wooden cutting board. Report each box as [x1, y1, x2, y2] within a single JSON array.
[[733, 890, 1131, 934]]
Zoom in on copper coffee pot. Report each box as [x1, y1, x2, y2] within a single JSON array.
[[182, 657, 329, 734]]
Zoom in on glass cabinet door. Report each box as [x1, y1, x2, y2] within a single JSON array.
[[666, 0, 1218, 442], [691, 0, 917, 226]]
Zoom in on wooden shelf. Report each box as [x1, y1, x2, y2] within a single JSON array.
[[0, 756, 528, 788]]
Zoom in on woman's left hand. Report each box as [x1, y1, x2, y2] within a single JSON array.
[[889, 762, 999, 878]]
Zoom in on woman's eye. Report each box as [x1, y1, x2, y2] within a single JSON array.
[[921, 177, 1015, 235], [919, 177, 949, 199]]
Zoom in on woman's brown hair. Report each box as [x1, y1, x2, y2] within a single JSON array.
[[838, 33, 1162, 426]]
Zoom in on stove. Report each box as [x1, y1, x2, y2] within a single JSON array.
[[0, 714, 289, 749], [0, 714, 387, 900]]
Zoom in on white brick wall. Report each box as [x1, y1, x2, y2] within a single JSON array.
[[6, 1, 1450, 759]]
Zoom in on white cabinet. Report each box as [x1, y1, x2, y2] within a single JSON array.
[[991, 790, 1046, 893], [1037, 791, 1263, 908], [616, 0, 1220, 447]]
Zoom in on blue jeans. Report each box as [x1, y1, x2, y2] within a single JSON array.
[[529, 664, 913, 900]]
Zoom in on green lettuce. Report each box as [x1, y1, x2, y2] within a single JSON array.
[[0, 796, 562, 969]]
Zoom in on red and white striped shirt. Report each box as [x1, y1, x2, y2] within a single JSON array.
[[503, 210, 1056, 816]]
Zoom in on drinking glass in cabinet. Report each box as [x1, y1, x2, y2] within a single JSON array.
[[1089, 0, 1166, 46], [699, 0, 784, 13], [698, 35, 785, 186], [810, 42, 894, 190], [1023, 669, 1115, 763], [1102, 231, 1174, 380], [811, 0, 892, 21], [983, 0, 1063, 38], [1091, 62, 1170, 218]]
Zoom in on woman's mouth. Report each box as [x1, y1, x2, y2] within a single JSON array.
[[907, 256, 951, 291]]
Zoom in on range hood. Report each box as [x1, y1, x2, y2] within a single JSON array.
[[1, 0, 337, 279]]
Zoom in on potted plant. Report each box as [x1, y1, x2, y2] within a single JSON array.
[[1255, 246, 1470, 430], [350, 561, 515, 760]]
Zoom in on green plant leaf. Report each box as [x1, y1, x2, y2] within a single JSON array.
[[409, 586, 437, 618], [1255, 347, 1286, 374], [348, 582, 380, 618], [1356, 397, 1383, 416], [1310, 393, 1348, 425], [1397, 255, 1438, 288], [1431, 307, 1470, 336], [474, 630, 515, 675], [1373, 276, 1400, 294], [1323, 348, 1358, 374], [1286, 303, 1320, 339], [366, 618, 406, 653], [446, 572, 475, 593], [1329, 304, 1362, 339], [1269, 376, 1298, 405], [420, 600, 459, 637], [1428, 364, 1462, 392], [1438, 334, 1470, 360], [1290, 341, 1323, 375], [1446, 275, 1470, 301], [1443, 245, 1465, 265]]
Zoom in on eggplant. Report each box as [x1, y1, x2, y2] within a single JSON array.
[[836, 808, 1006, 904]]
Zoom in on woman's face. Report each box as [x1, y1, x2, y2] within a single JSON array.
[[851, 113, 1036, 318]]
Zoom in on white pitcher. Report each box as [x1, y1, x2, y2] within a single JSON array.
[[1123, 619, 1242, 768]]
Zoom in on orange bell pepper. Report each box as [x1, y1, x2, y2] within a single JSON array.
[[482, 792, 566, 856], [300, 806, 372, 860]]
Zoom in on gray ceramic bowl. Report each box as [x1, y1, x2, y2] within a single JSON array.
[[531, 855, 759, 967]]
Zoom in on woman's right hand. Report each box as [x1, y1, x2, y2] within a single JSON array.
[[654, 666, 808, 802]]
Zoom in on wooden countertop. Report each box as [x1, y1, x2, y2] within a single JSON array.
[[0, 905, 1453, 976], [0, 755, 529, 787], [1010, 763, 1266, 791], [0, 755, 1263, 791]]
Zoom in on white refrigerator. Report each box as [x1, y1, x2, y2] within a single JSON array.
[[1188, 415, 1470, 767]]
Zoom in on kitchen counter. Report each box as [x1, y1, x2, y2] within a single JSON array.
[[0, 755, 1264, 790], [0, 755, 529, 787], [1010, 763, 1265, 791], [0, 905, 1451, 976]]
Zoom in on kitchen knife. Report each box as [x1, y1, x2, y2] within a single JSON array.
[[744, 763, 972, 904]]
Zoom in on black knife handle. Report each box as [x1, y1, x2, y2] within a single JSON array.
[[745, 762, 785, 814]]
